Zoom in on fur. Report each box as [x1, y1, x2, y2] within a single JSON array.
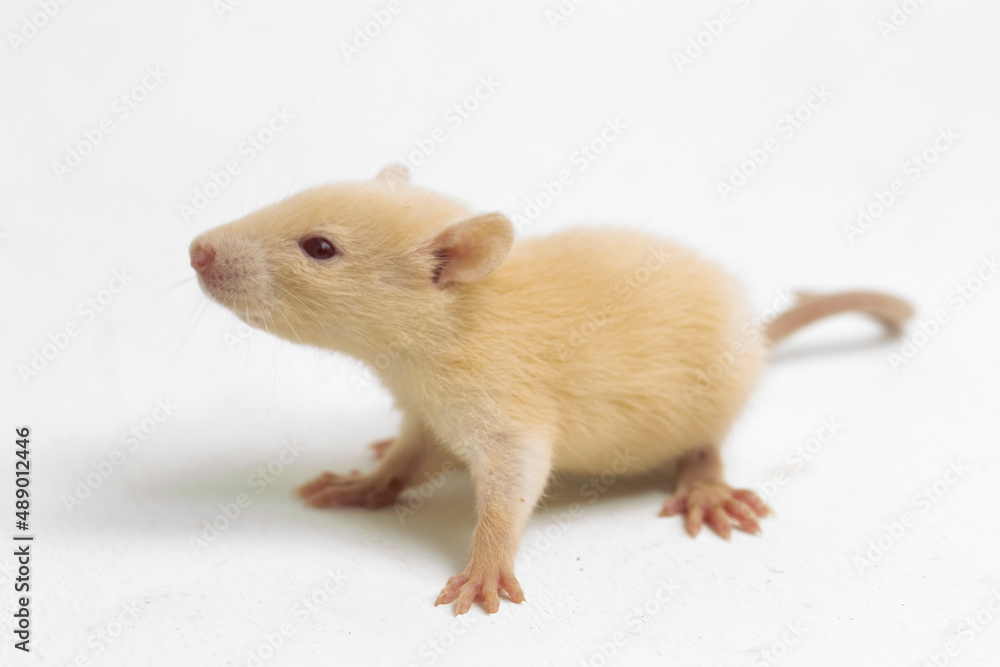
[[189, 165, 912, 614]]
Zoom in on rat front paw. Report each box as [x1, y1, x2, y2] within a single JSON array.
[[435, 565, 525, 615], [369, 437, 394, 460], [295, 471, 403, 509], [660, 483, 771, 540]]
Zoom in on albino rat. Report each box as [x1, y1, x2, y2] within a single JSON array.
[[189, 165, 912, 615]]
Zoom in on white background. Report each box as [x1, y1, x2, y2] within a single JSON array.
[[2, 1, 999, 666]]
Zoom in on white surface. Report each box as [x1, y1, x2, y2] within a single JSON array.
[[2, 1, 1000, 666]]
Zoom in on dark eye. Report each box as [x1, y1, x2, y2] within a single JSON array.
[[300, 236, 338, 260]]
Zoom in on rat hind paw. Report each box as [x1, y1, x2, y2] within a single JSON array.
[[295, 471, 403, 509], [660, 483, 771, 540], [435, 566, 525, 615]]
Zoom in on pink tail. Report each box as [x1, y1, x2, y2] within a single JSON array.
[[766, 291, 914, 347]]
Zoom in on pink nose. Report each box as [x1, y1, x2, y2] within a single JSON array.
[[190, 243, 216, 274]]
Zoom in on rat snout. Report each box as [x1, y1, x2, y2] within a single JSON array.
[[190, 242, 216, 275], [189, 231, 275, 319]]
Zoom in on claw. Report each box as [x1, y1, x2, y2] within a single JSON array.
[[436, 568, 522, 614], [662, 482, 771, 539], [297, 470, 402, 509], [659, 493, 686, 516], [295, 472, 336, 497], [733, 489, 772, 517], [685, 502, 704, 537], [706, 505, 732, 540], [723, 499, 761, 534]]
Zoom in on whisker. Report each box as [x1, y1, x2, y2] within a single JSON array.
[[217, 295, 255, 414], [246, 304, 281, 444], [264, 153, 305, 237], [274, 284, 334, 345], [271, 298, 321, 443], [151, 299, 209, 397], [124, 273, 198, 318]]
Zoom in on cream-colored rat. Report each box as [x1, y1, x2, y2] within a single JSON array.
[[189, 165, 912, 615]]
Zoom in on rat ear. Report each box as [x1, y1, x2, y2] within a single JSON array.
[[430, 213, 513, 287], [376, 163, 410, 189]]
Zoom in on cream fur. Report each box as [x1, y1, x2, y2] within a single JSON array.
[[190, 173, 765, 477], [190, 166, 905, 613]]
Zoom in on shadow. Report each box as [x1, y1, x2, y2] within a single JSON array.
[[300, 471, 479, 572], [541, 469, 674, 513], [118, 433, 682, 575], [122, 443, 482, 573], [768, 331, 900, 365]]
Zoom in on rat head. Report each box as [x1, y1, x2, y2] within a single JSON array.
[[189, 165, 513, 356]]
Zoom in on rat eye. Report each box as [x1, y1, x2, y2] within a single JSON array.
[[300, 236, 338, 260]]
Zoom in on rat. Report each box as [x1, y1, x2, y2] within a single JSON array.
[[189, 165, 913, 615]]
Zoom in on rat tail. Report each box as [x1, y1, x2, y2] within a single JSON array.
[[765, 290, 914, 347]]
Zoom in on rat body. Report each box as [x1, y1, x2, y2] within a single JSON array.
[[190, 166, 912, 615]]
